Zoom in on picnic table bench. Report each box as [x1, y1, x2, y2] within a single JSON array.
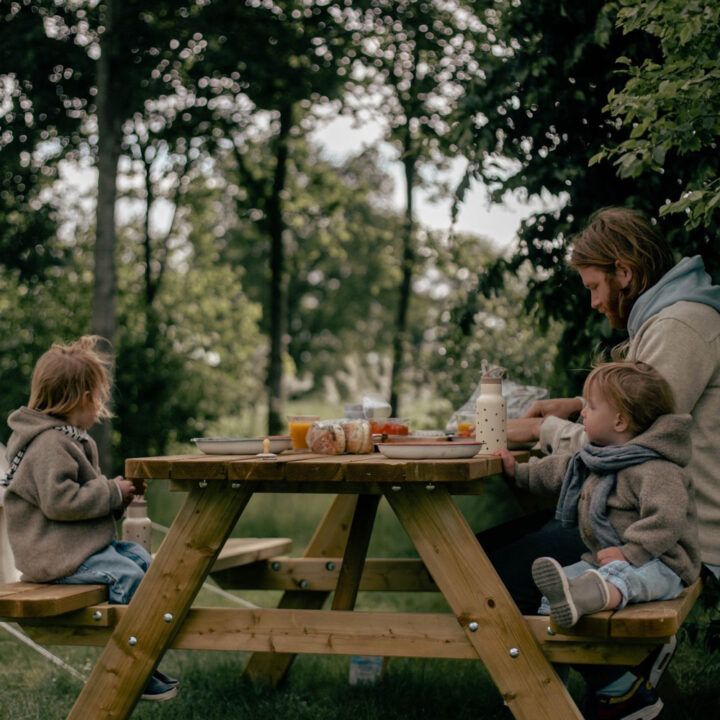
[[0, 567, 701, 651], [0, 450, 705, 720], [0, 536, 291, 618]]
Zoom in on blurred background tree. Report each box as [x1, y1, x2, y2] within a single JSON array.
[[2, 0, 717, 474]]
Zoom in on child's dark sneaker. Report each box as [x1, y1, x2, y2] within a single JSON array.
[[645, 634, 676, 689], [141, 673, 177, 701], [153, 669, 179, 687], [532, 556, 610, 628], [584, 677, 663, 720]]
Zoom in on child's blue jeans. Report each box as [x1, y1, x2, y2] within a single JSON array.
[[538, 557, 684, 613], [53, 540, 152, 604]]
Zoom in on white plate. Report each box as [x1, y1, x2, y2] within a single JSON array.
[[192, 436, 292, 455], [377, 441, 485, 460]]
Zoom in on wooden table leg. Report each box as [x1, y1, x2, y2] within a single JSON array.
[[66, 482, 254, 720], [385, 484, 583, 720], [331, 494, 380, 610], [244, 494, 359, 685]]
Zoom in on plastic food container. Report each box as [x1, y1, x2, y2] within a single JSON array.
[[344, 403, 365, 419], [369, 417, 409, 436]]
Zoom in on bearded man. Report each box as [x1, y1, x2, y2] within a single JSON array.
[[492, 206, 720, 720]]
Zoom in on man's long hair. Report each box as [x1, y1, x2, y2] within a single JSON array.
[[569, 207, 674, 323]]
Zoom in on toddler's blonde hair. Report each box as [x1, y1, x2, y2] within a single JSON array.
[[583, 360, 675, 435], [29, 336, 113, 421]]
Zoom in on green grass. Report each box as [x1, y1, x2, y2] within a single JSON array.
[[3, 468, 719, 718]]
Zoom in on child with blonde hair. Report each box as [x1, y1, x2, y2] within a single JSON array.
[[2, 336, 178, 701], [495, 361, 701, 629]]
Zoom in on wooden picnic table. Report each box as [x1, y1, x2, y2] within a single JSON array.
[[61, 448, 586, 720]]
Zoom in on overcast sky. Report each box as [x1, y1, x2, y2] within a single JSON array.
[[310, 114, 552, 252]]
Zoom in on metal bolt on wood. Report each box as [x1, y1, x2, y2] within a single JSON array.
[[231, 482, 241, 489], [547, 626, 556, 636], [93, 611, 102, 621], [425, 483, 435, 491], [271, 561, 281, 571], [199, 480, 208, 488], [128, 636, 138, 646], [391, 485, 402, 492], [163, 613, 173, 623], [509, 647, 520, 658], [299, 579, 309, 589], [325, 561, 336, 571], [468, 621, 479, 632]]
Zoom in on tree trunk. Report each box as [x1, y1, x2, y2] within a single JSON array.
[[91, 0, 121, 474], [390, 146, 416, 415], [266, 104, 293, 435]]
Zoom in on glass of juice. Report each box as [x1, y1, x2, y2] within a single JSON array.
[[457, 411, 475, 438], [287, 415, 320, 449]]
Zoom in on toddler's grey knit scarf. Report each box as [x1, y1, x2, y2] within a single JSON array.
[[555, 442, 663, 548]]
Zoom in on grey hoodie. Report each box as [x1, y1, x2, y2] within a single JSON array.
[[517, 413, 701, 585], [4, 407, 124, 582]]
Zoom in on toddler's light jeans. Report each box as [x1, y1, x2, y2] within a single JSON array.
[[538, 557, 684, 614], [53, 539, 152, 604]]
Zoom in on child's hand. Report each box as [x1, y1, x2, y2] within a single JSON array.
[[116, 477, 136, 507], [492, 448, 516, 478], [596, 546, 627, 566]]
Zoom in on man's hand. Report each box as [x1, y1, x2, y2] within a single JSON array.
[[493, 447, 517, 478], [507, 417, 543, 443], [522, 397, 583, 420], [596, 546, 627, 566]]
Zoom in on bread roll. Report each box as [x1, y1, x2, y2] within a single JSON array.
[[306, 421, 346, 455], [340, 419, 372, 454]]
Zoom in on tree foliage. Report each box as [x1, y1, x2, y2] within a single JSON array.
[[344, 0, 487, 413], [0, 0, 599, 461], [592, 0, 720, 229], [451, 0, 720, 395]]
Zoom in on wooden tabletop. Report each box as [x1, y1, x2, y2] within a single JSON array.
[[125, 450, 515, 494]]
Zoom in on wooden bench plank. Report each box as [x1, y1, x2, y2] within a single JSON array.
[[0, 582, 108, 618], [17, 607, 672, 666], [211, 556, 439, 592], [552, 578, 702, 639], [209, 537, 292, 573], [609, 577, 702, 638]]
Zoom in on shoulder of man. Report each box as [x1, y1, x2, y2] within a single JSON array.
[[654, 300, 720, 331]]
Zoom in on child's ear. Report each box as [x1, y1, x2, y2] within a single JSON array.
[[614, 413, 629, 433]]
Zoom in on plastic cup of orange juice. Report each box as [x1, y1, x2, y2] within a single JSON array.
[[287, 415, 320, 449], [457, 411, 475, 438]]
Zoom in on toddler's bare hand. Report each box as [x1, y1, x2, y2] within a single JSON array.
[[596, 546, 627, 566], [116, 477, 136, 507], [492, 448, 516, 478]]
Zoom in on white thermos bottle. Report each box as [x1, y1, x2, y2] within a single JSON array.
[[474, 376, 507, 452], [121, 495, 153, 554]]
